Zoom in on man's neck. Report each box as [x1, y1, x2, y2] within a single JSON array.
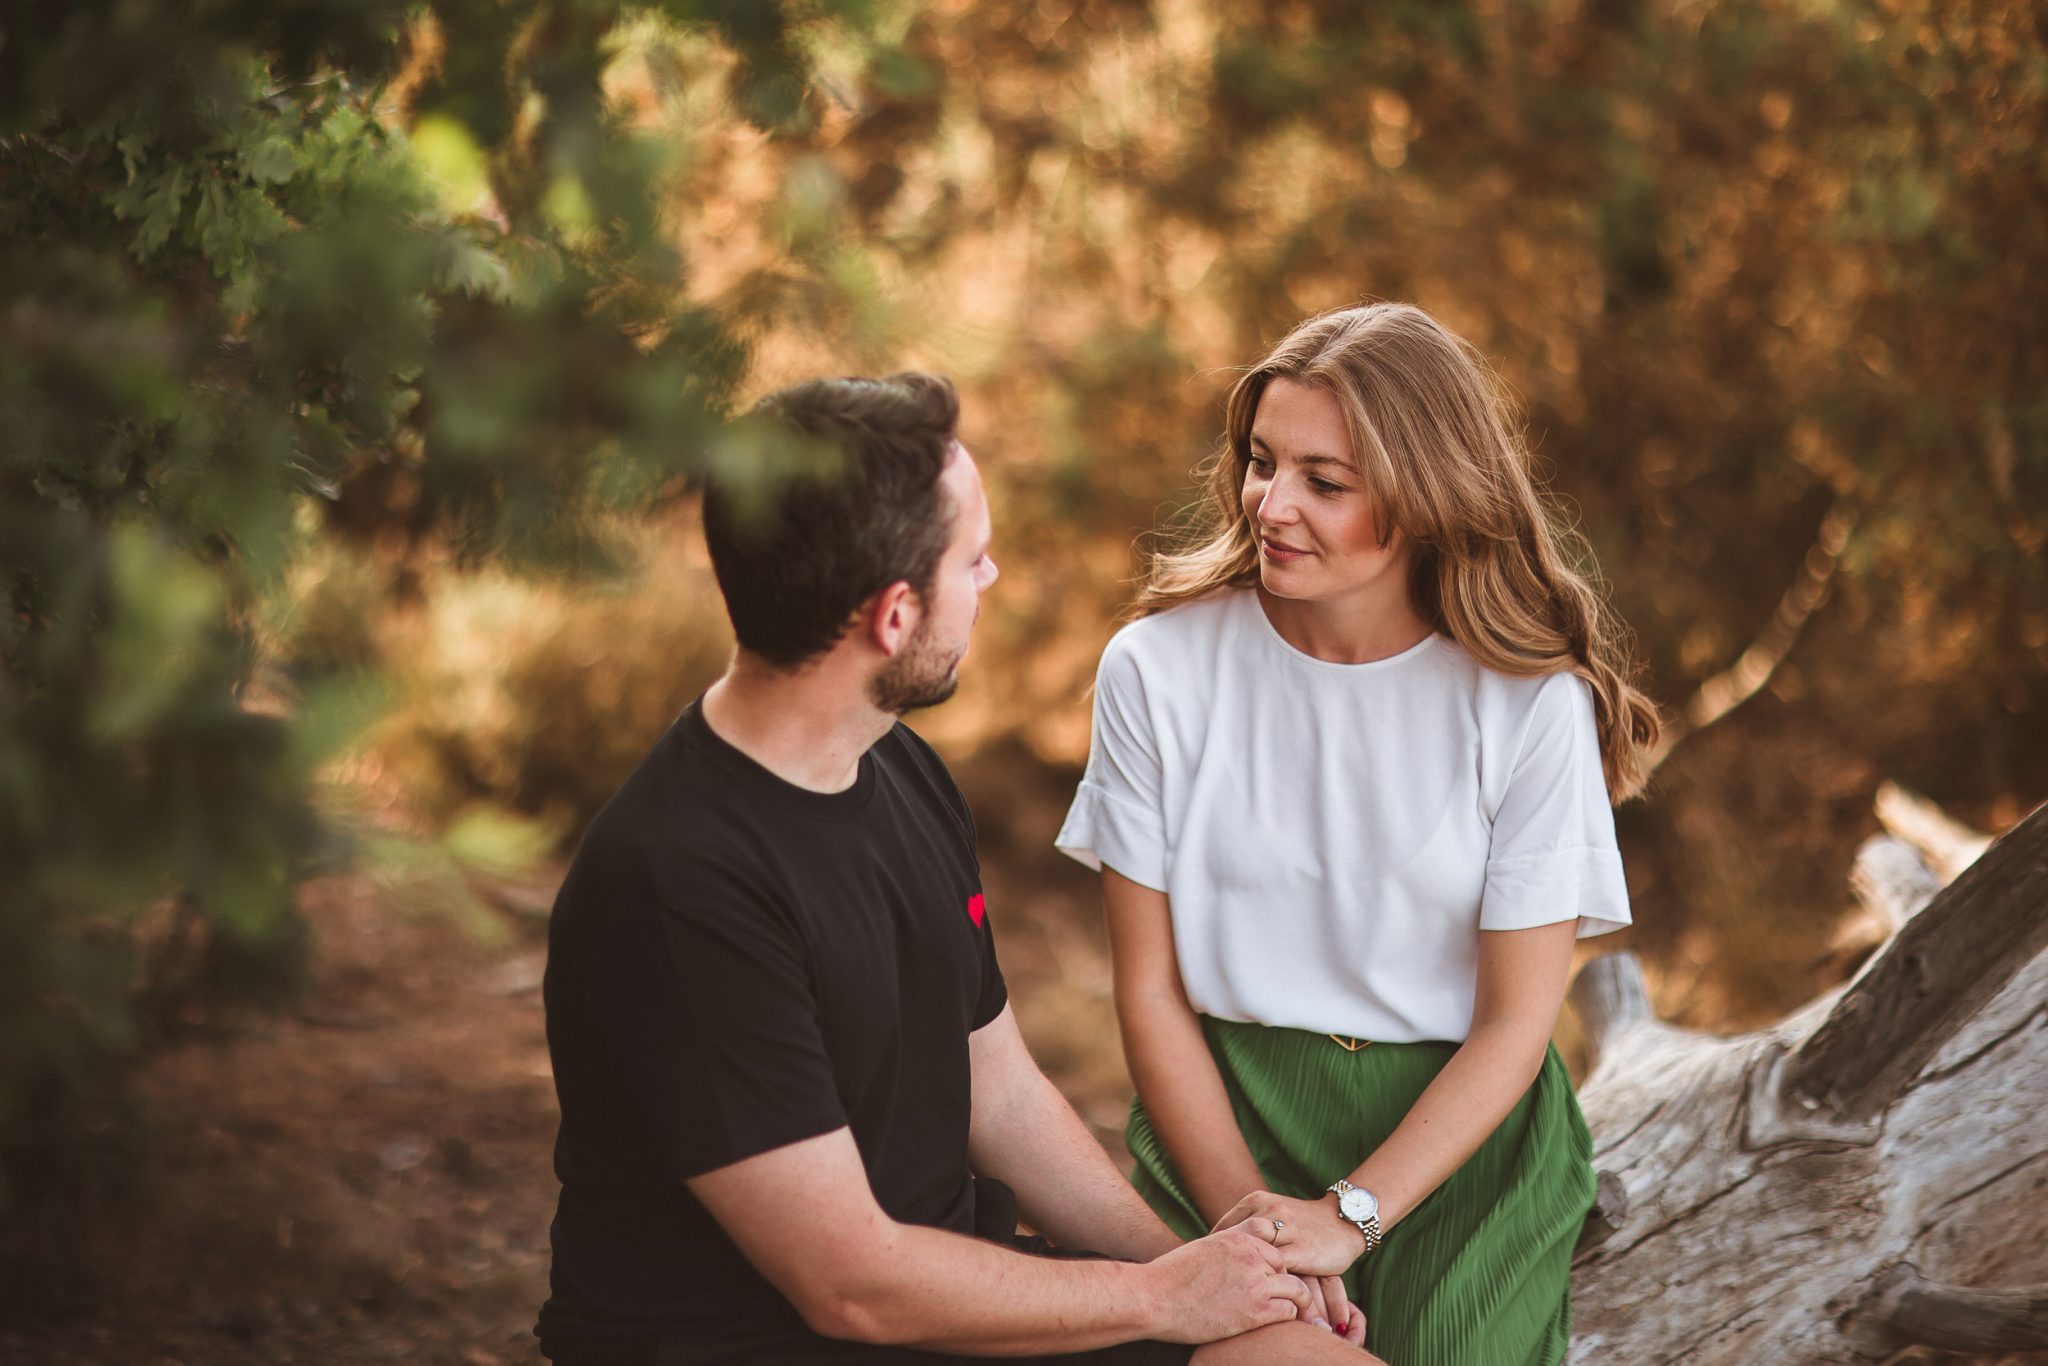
[[700, 653, 898, 794]]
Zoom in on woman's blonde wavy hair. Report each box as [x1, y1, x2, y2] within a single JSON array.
[[1142, 302, 1661, 801]]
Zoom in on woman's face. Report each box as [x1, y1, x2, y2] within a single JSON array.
[[1241, 376, 1411, 611]]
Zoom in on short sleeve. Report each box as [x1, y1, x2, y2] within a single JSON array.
[[1055, 634, 1170, 890], [1480, 673, 1632, 938], [593, 863, 849, 1181], [971, 895, 1008, 1030]]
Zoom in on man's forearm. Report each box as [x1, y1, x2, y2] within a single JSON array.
[[818, 1221, 1166, 1354], [692, 1125, 1307, 1357], [972, 1067, 1181, 1261]]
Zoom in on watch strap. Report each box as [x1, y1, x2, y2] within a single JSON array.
[[1325, 1179, 1383, 1255]]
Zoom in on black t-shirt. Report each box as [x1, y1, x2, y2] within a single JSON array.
[[537, 701, 1007, 1359]]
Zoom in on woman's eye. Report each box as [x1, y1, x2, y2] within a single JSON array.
[[1310, 479, 1344, 494]]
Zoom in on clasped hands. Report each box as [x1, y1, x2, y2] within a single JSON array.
[[1212, 1190, 1370, 1344]]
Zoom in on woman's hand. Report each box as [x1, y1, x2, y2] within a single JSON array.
[[1329, 1282, 1367, 1346], [1307, 1273, 1367, 1345], [1211, 1189, 1368, 1279]]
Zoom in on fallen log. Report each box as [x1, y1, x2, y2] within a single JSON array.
[[1567, 793, 2048, 1363]]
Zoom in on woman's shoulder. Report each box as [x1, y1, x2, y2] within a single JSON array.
[[1504, 675, 1598, 764], [1430, 635, 1594, 724], [1101, 588, 1252, 670]]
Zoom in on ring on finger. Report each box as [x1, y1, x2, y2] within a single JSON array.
[[1271, 1219, 1285, 1234]]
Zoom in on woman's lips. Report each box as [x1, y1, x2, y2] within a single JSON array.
[[1260, 537, 1312, 561]]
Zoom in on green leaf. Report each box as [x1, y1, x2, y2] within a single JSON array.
[[117, 132, 150, 183], [869, 47, 937, 100], [122, 166, 190, 260], [435, 233, 513, 300], [542, 173, 597, 235], [441, 806, 560, 880], [237, 185, 288, 249], [408, 114, 491, 215], [195, 178, 236, 266], [243, 134, 298, 186], [85, 527, 225, 744], [285, 671, 390, 774], [222, 267, 261, 316]]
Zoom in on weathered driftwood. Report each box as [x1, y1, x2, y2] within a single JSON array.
[[1567, 795, 2048, 1363], [1852, 1264, 2048, 1355], [1874, 781, 1996, 886]]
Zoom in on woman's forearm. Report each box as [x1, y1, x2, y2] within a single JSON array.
[[1121, 994, 1267, 1225], [970, 1059, 1183, 1263], [1345, 1022, 1549, 1230], [1100, 869, 1267, 1228]]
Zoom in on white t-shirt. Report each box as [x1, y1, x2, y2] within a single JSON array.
[[1055, 589, 1630, 1045]]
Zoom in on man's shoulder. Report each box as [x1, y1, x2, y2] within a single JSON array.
[[552, 717, 767, 921], [577, 710, 715, 836], [877, 720, 975, 835], [879, 716, 950, 779]]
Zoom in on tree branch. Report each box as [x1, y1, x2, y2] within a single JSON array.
[[1648, 498, 1857, 774], [1569, 952, 1653, 1075], [1784, 801, 2048, 1121], [1874, 781, 1993, 885], [1859, 1263, 2048, 1353], [1849, 835, 1942, 937], [1819, 833, 1941, 979]]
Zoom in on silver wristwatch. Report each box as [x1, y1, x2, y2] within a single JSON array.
[[1326, 1178, 1382, 1254]]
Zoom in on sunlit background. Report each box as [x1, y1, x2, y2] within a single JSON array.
[[4, 1, 2043, 1360]]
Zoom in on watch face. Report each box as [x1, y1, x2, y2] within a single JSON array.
[[1339, 1187, 1378, 1221]]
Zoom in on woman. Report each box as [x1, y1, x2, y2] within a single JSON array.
[[1055, 303, 1659, 1365]]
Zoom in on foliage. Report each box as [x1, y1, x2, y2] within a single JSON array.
[[279, 510, 734, 837], [0, 0, 915, 1275]]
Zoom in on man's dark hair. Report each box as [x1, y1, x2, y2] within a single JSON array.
[[703, 373, 960, 668]]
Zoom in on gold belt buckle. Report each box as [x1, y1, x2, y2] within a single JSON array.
[[1329, 1034, 1371, 1052]]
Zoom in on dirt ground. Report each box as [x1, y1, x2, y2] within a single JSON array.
[[0, 868, 564, 1366]]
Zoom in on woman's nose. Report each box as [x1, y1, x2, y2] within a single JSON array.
[[1257, 482, 1298, 525]]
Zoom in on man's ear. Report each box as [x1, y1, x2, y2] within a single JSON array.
[[865, 580, 921, 657]]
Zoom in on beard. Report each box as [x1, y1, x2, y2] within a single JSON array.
[[869, 619, 963, 715]]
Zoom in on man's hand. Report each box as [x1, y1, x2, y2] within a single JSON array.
[[1139, 1219, 1317, 1345], [1211, 1190, 1368, 1279]]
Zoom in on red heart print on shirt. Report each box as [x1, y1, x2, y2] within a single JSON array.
[[967, 893, 985, 927]]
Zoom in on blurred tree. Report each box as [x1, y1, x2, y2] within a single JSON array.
[[732, 0, 2048, 1024], [0, 0, 911, 1288], [335, 0, 2041, 1038]]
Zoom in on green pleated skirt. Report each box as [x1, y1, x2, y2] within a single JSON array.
[[1127, 1017, 1593, 1366]]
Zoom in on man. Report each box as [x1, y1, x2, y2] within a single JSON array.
[[535, 373, 1377, 1365]]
